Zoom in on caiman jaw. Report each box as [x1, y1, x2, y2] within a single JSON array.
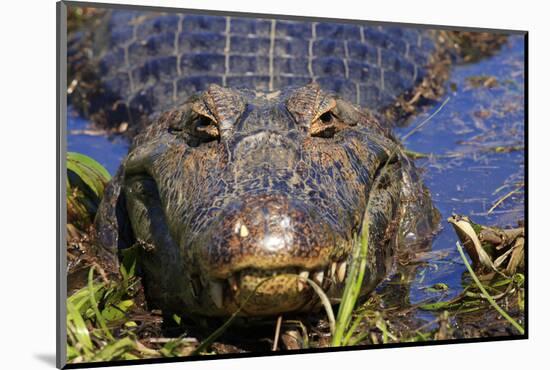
[[184, 191, 356, 315], [198, 261, 350, 315]]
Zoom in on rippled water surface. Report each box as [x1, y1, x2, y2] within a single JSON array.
[[392, 35, 525, 321]]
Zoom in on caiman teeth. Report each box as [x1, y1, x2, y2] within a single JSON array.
[[228, 275, 239, 292], [312, 270, 324, 286], [209, 281, 224, 309], [297, 271, 309, 292], [330, 262, 337, 278], [190, 277, 201, 298], [337, 262, 347, 283]]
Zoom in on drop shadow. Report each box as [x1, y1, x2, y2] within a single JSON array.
[[34, 353, 57, 367]]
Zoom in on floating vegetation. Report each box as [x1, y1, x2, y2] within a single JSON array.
[[466, 75, 499, 89], [448, 214, 524, 274], [455, 241, 524, 334], [488, 183, 525, 215], [414, 216, 525, 337]]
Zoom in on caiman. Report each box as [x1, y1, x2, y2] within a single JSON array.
[[69, 8, 444, 317]]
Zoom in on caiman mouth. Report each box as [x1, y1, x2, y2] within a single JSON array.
[[176, 189, 357, 315], [198, 260, 350, 316]]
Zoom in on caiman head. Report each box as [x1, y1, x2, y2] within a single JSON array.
[[96, 83, 438, 317]]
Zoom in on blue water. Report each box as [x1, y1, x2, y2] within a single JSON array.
[[67, 109, 129, 175], [67, 35, 525, 324], [393, 35, 525, 318]]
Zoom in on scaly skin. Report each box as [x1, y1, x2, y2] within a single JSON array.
[[95, 83, 439, 316], [69, 10, 438, 129]]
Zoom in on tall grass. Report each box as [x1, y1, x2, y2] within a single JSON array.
[[66, 257, 198, 363], [331, 214, 370, 346]]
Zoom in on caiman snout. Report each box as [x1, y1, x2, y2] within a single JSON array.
[[194, 194, 350, 315], [198, 194, 342, 275]]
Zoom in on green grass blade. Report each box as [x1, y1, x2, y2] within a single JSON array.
[[87, 267, 114, 340], [332, 214, 369, 347], [456, 241, 524, 334], [305, 278, 336, 335], [192, 277, 279, 355], [67, 152, 111, 200], [90, 337, 136, 362], [342, 313, 363, 345], [347, 331, 370, 346], [68, 280, 105, 313], [67, 301, 93, 353]]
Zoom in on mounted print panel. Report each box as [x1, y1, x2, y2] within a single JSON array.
[[57, 1, 527, 368]]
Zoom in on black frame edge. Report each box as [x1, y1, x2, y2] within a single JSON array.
[[62, 335, 527, 369]]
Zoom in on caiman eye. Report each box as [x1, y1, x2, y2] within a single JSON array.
[[188, 114, 220, 146], [310, 110, 342, 138], [194, 115, 219, 137], [169, 109, 220, 147], [319, 111, 334, 124]]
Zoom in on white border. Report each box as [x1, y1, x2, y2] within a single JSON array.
[[1, 0, 547, 369]]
